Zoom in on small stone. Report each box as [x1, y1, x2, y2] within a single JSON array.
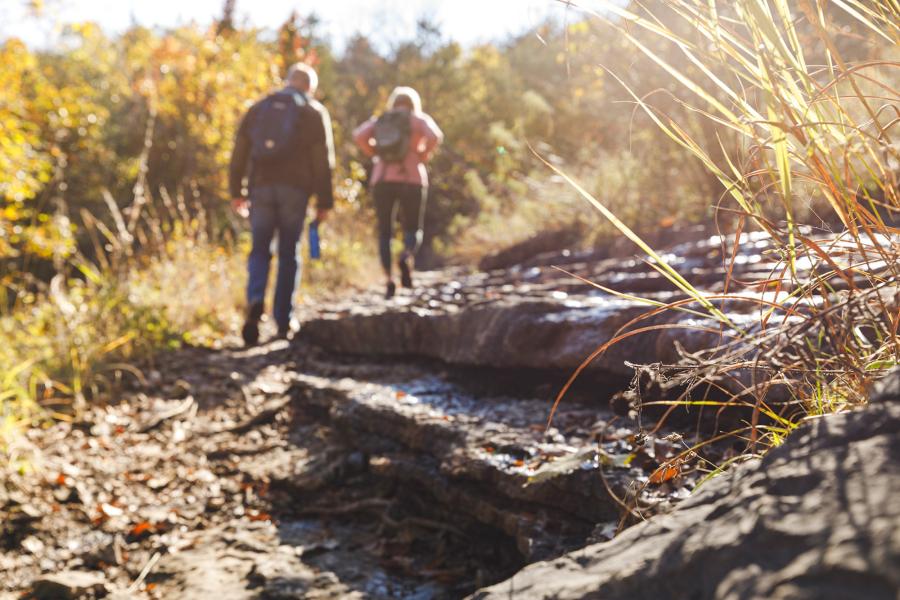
[[54, 486, 80, 504], [20, 535, 45, 555], [226, 531, 271, 553], [146, 476, 171, 491], [171, 379, 192, 399], [18, 503, 44, 520], [83, 534, 125, 567], [870, 367, 899, 403]]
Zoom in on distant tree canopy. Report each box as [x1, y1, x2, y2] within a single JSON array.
[[1, 2, 891, 278]]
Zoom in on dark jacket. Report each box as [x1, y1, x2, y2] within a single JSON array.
[[229, 88, 335, 209]]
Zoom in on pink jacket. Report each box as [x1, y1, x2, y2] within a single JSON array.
[[353, 111, 443, 187]]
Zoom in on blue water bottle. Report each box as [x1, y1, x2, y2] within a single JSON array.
[[308, 220, 321, 260]]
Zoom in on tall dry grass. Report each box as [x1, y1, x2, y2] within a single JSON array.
[[550, 0, 898, 465], [1, 175, 378, 465], [0, 190, 248, 463]]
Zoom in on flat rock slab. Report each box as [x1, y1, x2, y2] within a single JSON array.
[[299, 232, 790, 377], [301, 296, 663, 375], [153, 523, 362, 600], [471, 400, 900, 600]]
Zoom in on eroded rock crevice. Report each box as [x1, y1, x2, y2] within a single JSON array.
[[472, 383, 900, 600]]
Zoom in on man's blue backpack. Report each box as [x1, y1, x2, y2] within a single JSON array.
[[250, 90, 306, 163]]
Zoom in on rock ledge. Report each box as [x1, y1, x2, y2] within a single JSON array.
[[472, 396, 900, 600]]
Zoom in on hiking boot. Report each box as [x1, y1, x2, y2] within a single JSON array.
[[385, 281, 396, 299], [275, 324, 292, 341], [398, 254, 413, 288], [241, 301, 264, 347]]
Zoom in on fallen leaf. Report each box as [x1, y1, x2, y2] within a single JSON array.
[[649, 462, 681, 484], [247, 510, 272, 522], [525, 448, 597, 486], [599, 452, 636, 469], [130, 521, 154, 538], [658, 215, 677, 228]]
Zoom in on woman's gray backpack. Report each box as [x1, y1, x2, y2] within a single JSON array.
[[373, 109, 412, 163]]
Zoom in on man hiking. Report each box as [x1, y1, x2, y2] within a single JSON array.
[[352, 86, 443, 299], [229, 63, 335, 345]]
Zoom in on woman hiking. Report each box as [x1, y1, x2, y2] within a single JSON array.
[[353, 86, 443, 298]]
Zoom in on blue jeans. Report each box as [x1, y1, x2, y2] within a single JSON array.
[[247, 185, 309, 329]]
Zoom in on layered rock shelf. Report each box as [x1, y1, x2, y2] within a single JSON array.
[[300, 232, 794, 377], [285, 368, 675, 560]]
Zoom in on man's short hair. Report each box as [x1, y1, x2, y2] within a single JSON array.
[[286, 63, 318, 93]]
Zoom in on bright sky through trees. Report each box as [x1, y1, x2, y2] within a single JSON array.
[[3, 0, 561, 50]]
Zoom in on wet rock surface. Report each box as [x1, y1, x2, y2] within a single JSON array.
[[477, 227, 584, 272], [472, 393, 900, 600]]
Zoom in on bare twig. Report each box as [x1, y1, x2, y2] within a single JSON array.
[[127, 551, 161, 593], [136, 396, 195, 434]]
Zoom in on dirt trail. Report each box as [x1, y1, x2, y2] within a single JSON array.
[[2, 335, 666, 598], [3, 338, 460, 598]]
